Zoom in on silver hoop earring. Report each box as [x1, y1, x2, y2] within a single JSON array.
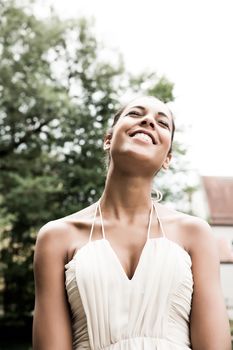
[[154, 189, 163, 202]]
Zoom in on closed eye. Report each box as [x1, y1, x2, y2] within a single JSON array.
[[125, 110, 142, 117], [158, 120, 169, 129]]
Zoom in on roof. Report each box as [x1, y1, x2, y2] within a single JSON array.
[[202, 176, 233, 225]]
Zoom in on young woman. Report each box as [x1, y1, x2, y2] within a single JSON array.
[[33, 96, 231, 349]]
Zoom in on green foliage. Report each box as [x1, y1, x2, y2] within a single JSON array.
[[129, 73, 174, 103], [0, 0, 194, 327]]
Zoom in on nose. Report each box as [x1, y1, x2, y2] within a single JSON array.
[[139, 114, 155, 129]]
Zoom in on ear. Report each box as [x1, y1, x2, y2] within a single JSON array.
[[103, 133, 112, 151], [162, 152, 172, 170]]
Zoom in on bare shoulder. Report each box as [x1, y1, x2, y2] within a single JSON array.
[[156, 202, 217, 257], [174, 211, 217, 257], [36, 220, 72, 252], [35, 202, 97, 263]]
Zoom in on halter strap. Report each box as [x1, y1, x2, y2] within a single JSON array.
[[88, 200, 100, 242], [89, 198, 165, 242], [147, 200, 154, 239], [98, 199, 106, 240], [153, 202, 166, 237]]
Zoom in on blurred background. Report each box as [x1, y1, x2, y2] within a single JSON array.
[[0, 0, 232, 348]]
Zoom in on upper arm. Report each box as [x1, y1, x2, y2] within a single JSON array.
[[33, 222, 73, 350], [187, 219, 231, 350]]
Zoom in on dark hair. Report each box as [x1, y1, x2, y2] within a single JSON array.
[[107, 100, 175, 153]]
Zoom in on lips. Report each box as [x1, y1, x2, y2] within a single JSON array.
[[128, 129, 157, 145]]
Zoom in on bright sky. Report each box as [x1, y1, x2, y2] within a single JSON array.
[[39, 0, 233, 176]]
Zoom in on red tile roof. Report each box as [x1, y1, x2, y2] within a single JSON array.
[[202, 176, 233, 225]]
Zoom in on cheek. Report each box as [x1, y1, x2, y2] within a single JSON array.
[[160, 128, 172, 146], [111, 121, 129, 143], [110, 128, 124, 149]]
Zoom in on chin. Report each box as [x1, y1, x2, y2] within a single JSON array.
[[112, 149, 158, 173]]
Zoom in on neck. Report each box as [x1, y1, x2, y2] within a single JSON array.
[[100, 166, 154, 220]]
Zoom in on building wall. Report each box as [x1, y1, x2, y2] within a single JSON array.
[[212, 226, 233, 320], [220, 264, 233, 320], [191, 187, 210, 219], [191, 179, 233, 320], [212, 226, 233, 241]]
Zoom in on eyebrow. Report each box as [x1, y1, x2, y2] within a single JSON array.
[[158, 111, 169, 119], [129, 105, 170, 119]]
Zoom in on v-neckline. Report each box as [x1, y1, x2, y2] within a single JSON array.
[[104, 238, 153, 282], [88, 198, 163, 282]]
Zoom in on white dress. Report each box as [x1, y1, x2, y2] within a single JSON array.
[[65, 200, 194, 349]]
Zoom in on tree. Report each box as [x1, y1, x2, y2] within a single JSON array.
[[0, 0, 194, 328]]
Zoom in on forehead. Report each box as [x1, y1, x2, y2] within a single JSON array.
[[124, 96, 172, 118]]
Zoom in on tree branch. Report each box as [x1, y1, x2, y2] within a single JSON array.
[[0, 120, 49, 157]]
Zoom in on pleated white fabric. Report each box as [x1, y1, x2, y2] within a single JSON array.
[[65, 200, 194, 350]]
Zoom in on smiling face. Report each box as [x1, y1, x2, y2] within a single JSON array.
[[104, 96, 174, 176]]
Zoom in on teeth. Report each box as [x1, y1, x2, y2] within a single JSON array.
[[131, 132, 153, 144]]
